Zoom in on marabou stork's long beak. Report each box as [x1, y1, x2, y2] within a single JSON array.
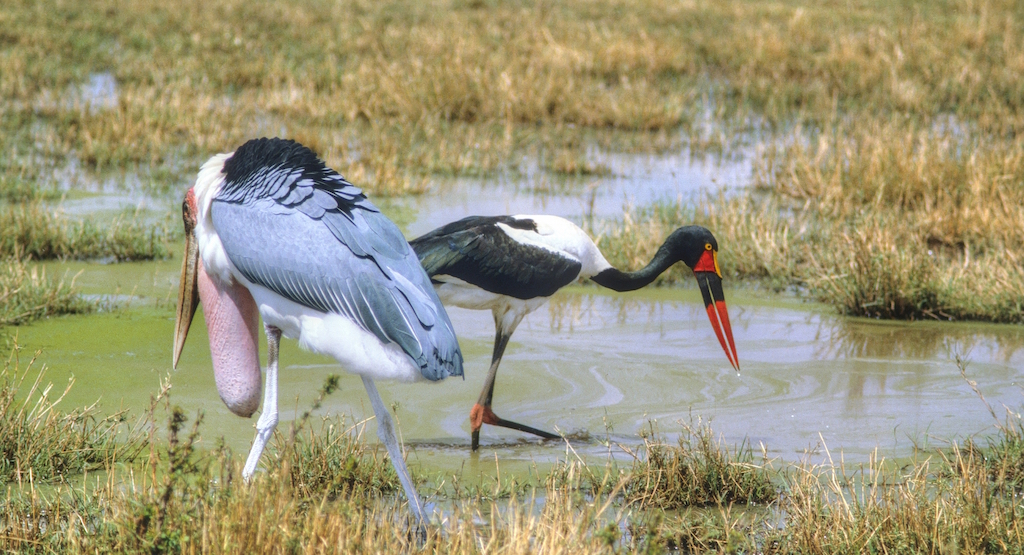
[[692, 250, 740, 372], [173, 195, 200, 369]]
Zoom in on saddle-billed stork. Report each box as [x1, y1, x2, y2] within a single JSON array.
[[410, 215, 738, 450], [173, 138, 463, 522]]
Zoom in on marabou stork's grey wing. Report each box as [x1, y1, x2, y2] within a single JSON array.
[[210, 139, 462, 380], [410, 215, 582, 300]]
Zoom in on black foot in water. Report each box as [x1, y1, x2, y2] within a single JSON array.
[[471, 410, 560, 451]]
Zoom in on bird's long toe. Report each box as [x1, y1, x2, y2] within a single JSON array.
[[469, 403, 559, 449]]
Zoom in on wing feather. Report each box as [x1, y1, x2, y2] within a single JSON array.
[[410, 215, 582, 300], [210, 139, 462, 380]]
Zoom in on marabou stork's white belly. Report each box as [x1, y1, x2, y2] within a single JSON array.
[[245, 282, 424, 383]]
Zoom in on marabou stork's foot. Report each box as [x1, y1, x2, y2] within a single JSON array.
[[470, 403, 560, 450]]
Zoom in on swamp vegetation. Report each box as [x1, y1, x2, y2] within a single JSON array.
[[1, 0, 1023, 320], [2, 351, 1023, 553], [2, 0, 1024, 552]]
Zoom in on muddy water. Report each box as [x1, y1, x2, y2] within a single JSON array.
[[9, 148, 1023, 482], [17, 258, 1024, 481], [393, 148, 751, 237]]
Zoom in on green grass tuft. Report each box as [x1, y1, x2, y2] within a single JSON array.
[[623, 420, 776, 509], [0, 204, 177, 262], [0, 345, 145, 483], [0, 257, 92, 326]]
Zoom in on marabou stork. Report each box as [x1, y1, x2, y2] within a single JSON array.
[[410, 215, 739, 450], [172, 138, 463, 522]]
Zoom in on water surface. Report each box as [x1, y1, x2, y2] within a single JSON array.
[[12, 142, 1022, 482], [17, 261, 1024, 479]]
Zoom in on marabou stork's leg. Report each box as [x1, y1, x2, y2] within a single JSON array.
[[242, 325, 281, 480], [361, 376, 426, 524], [470, 312, 559, 451]]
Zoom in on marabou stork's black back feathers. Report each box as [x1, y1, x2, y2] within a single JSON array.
[[410, 215, 582, 300], [210, 138, 463, 381], [216, 138, 413, 263]]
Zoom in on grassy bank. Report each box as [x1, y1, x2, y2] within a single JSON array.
[[1, 349, 1022, 553], [3, 0, 1023, 191], [595, 118, 1024, 321], [3, 0, 1022, 321]]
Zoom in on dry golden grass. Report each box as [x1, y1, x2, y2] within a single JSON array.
[[2, 350, 1023, 554], [5, 0, 1022, 195], [596, 114, 1024, 321]]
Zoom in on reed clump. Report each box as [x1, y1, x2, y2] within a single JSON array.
[[0, 257, 92, 326], [1, 357, 1022, 553], [0, 203, 177, 262], [623, 421, 776, 509], [0, 347, 144, 483]]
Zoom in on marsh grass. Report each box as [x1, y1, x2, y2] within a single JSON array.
[[0, 257, 92, 326], [0, 390, 636, 554], [597, 118, 1024, 321], [9, 0, 1021, 196], [0, 346, 145, 483], [1, 359, 1022, 553], [6, 416, 1019, 555], [768, 120, 1024, 321], [622, 420, 775, 509], [4, 0, 1024, 322], [763, 444, 1024, 553], [0, 203, 177, 262]]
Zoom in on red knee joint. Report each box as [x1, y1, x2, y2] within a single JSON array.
[[470, 404, 500, 430]]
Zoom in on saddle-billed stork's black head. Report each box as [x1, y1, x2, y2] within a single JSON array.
[[666, 226, 739, 371]]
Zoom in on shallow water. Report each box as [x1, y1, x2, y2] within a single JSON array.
[[395, 147, 751, 237], [17, 259, 1024, 481], [10, 144, 1023, 482]]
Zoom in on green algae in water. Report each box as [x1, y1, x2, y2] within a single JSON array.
[[0, 344, 146, 483], [0, 258, 92, 327]]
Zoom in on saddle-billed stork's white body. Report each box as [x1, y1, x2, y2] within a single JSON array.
[[173, 138, 463, 522], [411, 215, 739, 450]]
